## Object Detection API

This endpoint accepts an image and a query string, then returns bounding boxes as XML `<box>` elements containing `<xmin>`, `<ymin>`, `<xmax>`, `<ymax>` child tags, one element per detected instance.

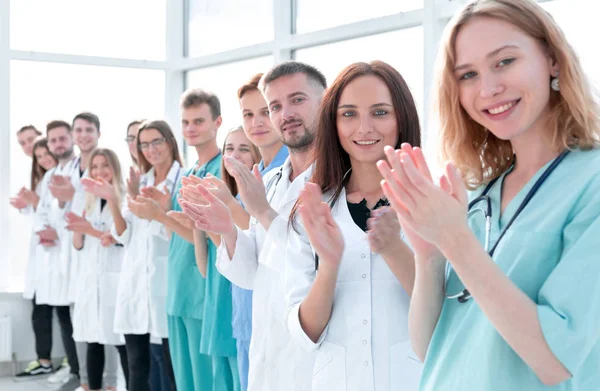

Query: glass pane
<box><xmin>295</xmin><ymin>0</ymin><xmax>423</xmax><ymax>33</ymax></box>
<box><xmin>7</xmin><ymin>61</ymin><xmax>165</xmax><ymax>292</ymax></box>
<box><xmin>541</xmin><ymin>0</ymin><xmax>600</xmax><ymax>88</ymax></box>
<box><xmin>295</xmin><ymin>28</ymin><xmax>424</xmax><ymax>122</ymax></box>
<box><xmin>187</xmin><ymin>0</ymin><xmax>274</xmax><ymax>57</ymax></box>
<box><xmin>185</xmin><ymin>56</ymin><xmax>274</xmax><ymax>164</ymax></box>
<box><xmin>10</xmin><ymin>0</ymin><xmax>166</xmax><ymax>60</ymax></box>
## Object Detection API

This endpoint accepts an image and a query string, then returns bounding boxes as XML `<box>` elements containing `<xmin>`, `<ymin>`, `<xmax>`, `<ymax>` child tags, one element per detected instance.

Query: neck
<box><xmin>259</xmin><ymin>141</ymin><xmax>284</xmax><ymax>168</ymax></box>
<box><xmin>510</xmin><ymin>126</ymin><xmax>559</xmax><ymax>179</ymax></box>
<box><xmin>288</xmin><ymin>147</ymin><xmax>313</xmax><ymax>182</ymax></box>
<box><xmin>59</xmin><ymin>152</ymin><xmax>75</xmax><ymax>168</ymax></box>
<box><xmin>80</xmin><ymin>150</ymin><xmax>93</xmax><ymax>171</ymax></box>
<box><xmin>194</xmin><ymin>141</ymin><xmax>220</xmax><ymax>167</ymax></box>
<box><xmin>347</xmin><ymin>160</ymin><xmax>384</xmax><ymax>196</ymax></box>
<box><xmin>154</xmin><ymin>159</ymin><xmax>173</xmax><ymax>183</ymax></box>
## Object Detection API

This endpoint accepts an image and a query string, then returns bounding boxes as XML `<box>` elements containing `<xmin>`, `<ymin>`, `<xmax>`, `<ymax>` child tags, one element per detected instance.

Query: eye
<box><xmin>292</xmin><ymin>97</ymin><xmax>305</xmax><ymax>104</ymax></box>
<box><xmin>497</xmin><ymin>57</ymin><xmax>516</xmax><ymax>67</ymax></box>
<box><xmin>243</xmin><ymin>113</ymin><xmax>252</xmax><ymax>118</ymax></box>
<box><xmin>374</xmin><ymin>109</ymin><xmax>388</xmax><ymax>116</ymax></box>
<box><xmin>459</xmin><ymin>71</ymin><xmax>477</xmax><ymax>81</ymax></box>
<box><xmin>240</xmin><ymin>148</ymin><xmax>251</xmax><ymax>153</ymax></box>
<box><xmin>342</xmin><ymin>111</ymin><xmax>356</xmax><ymax>117</ymax></box>
<box><xmin>270</xmin><ymin>104</ymin><xmax>281</xmax><ymax>112</ymax></box>
<box><xmin>262</xmin><ymin>110</ymin><xmax>270</xmax><ymax>116</ymax></box>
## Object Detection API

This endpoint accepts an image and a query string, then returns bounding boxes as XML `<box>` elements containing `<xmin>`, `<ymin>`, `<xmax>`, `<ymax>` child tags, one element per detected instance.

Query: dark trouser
<box><xmin>161</xmin><ymin>339</ymin><xmax>177</xmax><ymax>391</ymax></box>
<box><xmin>149</xmin><ymin>339</ymin><xmax>177</xmax><ymax>391</ymax></box>
<box><xmin>87</xmin><ymin>343</ymin><xmax>129</xmax><ymax>390</ymax></box>
<box><xmin>125</xmin><ymin>334</ymin><xmax>150</xmax><ymax>391</ymax></box>
<box><xmin>31</xmin><ymin>298</ymin><xmax>79</xmax><ymax>375</ymax></box>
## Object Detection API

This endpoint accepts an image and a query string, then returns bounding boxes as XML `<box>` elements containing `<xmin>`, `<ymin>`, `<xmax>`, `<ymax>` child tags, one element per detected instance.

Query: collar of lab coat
<box><xmin>141</xmin><ymin>160</ymin><xmax>182</xmax><ymax>190</ymax></box>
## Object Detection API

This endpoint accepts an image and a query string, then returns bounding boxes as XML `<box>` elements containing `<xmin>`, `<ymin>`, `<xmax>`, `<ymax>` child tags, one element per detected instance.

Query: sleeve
<box><xmin>147</xmin><ymin>219</ymin><xmax>169</xmax><ymax>241</ymax></box>
<box><xmin>536</xmin><ymin>176</ymin><xmax>600</xmax><ymax>375</ymax></box>
<box><xmin>284</xmin><ymin>220</ymin><xmax>329</xmax><ymax>352</ymax></box>
<box><xmin>33</xmin><ymin>171</ymin><xmax>53</xmax><ymax>232</ymax></box>
<box><xmin>216</xmin><ymin>225</ymin><xmax>259</xmax><ymax>290</ymax></box>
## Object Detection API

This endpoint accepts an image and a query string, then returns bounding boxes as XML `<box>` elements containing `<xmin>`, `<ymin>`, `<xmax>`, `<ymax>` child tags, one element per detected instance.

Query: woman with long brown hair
<box><xmin>377</xmin><ymin>0</ymin><xmax>600</xmax><ymax>389</ymax></box>
<box><xmin>284</xmin><ymin>61</ymin><xmax>422</xmax><ymax>391</ymax></box>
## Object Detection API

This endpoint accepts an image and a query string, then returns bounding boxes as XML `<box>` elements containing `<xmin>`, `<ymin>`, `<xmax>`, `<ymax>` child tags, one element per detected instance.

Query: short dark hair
<box><xmin>237</xmin><ymin>73</ymin><xmax>263</xmax><ymax>100</ymax></box>
<box><xmin>260</xmin><ymin>61</ymin><xmax>327</xmax><ymax>91</ymax></box>
<box><xmin>46</xmin><ymin>120</ymin><xmax>71</xmax><ymax>136</ymax></box>
<box><xmin>16</xmin><ymin>125</ymin><xmax>41</xmax><ymax>136</ymax></box>
<box><xmin>180</xmin><ymin>88</ymin><xmax>221</xmax><ymax>120</ymax></box>
<box><xmin>73</xmin><ymin>112</ymin><xmax>100</xmax><ymax>132</ymax></box>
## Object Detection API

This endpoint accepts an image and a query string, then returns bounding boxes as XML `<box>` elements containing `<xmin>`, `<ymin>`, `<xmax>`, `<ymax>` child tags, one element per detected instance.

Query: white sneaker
<box><xmin>74</xmin><ymin>387</ymin><xmax>86</xmax><ymax>391</ymax></box>
<box><xmin>48</xmin><ymin>363</ymin><xmax>71</xmax><ymax>384</ymax></box>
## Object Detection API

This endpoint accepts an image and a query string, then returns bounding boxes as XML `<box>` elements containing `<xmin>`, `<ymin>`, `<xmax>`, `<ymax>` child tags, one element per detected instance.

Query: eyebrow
<box><xmin>242</xmin><ymin>107</ymin><xmax>268</xmax><ymax>113</ymax></box>
<box><xmin>454</xmin><ymin>44</ymin><xmax>520</xmax><ymax>72</ymax></box>
<box><xmin>226</xmin><ymin>143</ymin><xmax>251</xmax><ymax>148</ymax></box>
<box><xmin>337</xmin><ymin>102</ymin><xmax>393</xmax><ymax>110</ymax></box>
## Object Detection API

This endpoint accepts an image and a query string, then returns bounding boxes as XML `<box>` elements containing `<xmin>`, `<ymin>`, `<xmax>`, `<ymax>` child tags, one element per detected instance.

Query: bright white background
<box><xmin>0</xmin><ymin>0</ymin><xmax>598</xmax><ymax>296</ymax></box>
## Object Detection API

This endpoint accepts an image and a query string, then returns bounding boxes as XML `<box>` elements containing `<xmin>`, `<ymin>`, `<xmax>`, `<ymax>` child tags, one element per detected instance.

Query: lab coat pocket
<box><xmin>312</xmin><ymin>341</ymin><xmax>346</xmax><ymax>391</ymax></box>
<box><xmin>390</xmin><ymin>340</ymin><xmax>422</xmax><ymax>391</ymax></box>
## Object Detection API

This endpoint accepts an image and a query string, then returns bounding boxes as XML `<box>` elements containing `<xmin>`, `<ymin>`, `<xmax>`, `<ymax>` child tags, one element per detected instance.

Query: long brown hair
<box><xmin>221</xmin><ymin>126</ymin><xmax>261</xmax><ymax>196</ymax></box>
<box><xmin>290</xmin><ymin>61</ymin><xmax>421</xmax><ymax>227</ymax></box>
<box><xmin>30</xmin><ymin>137</ymin><xmax>57</xmax><ymax>191</ymax></box>
<box><xmin>85</xmin><ymin>148</ymin><xmax>125</xmax><ymax>215</ymax></box>
<box><xmin>136</xmin><ymin>120</ymin><xmax>183</xmax><ymax>175</ymax></box>
<box><xmin>126</xmin><ymin>119</ymin><xmax>145</xmax><ymax>166</ymax></box>
<box><xmin>436</xmin><ymin>0</ymin><xmax>600</xmax><ymax>188</ymax></box>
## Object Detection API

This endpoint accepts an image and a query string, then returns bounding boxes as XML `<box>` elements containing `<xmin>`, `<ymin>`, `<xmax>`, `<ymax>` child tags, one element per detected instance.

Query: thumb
<box><xmin>196</xmin><ymin>184</ymin><xmax>218</xmax><ymax>203</ymax></box>
<box><xmin>445</xmin><ymin>162</ymin><xmax>467</xmax><ymax>206</ymax></box>
<box><xmin>252</xmin><ymin>165</ymin><xmax>262</xmax><ymax>181</ymax></box>
<box><xmin>163</xmin><ymin>185</ymin><xmax>171</xmax><ymax>198</ymax></box>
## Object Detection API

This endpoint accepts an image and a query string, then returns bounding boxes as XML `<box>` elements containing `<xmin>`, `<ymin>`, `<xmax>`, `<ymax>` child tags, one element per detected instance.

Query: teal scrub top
<box><xmin>166</xmin><ymin>154</ymin><xmax>222</xmax><ymax>320</ymax></box>
<box><xmin>420</xmin><ymin>148</ymin><xmax>600</xmax><ymax>391</ymax></box>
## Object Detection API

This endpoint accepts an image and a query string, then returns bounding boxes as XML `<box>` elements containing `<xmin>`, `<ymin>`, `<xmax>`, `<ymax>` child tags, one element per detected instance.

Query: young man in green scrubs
<box><xmin>130</xmin><ymin>88</ymin><xmax>237</xmax><ymax>390</ymax></box>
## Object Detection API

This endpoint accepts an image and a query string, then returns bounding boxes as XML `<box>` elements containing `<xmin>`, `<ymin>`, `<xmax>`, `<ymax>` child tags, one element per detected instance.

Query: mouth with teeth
<box><xmin>484</xmin><ymin>99</ymin><xmax>520</xmax><ymax>117</ymax></box>
<box><xmin>354</xmin><ymin>140</ymin><xmax>380</xmax><ymax>146</ymax></box>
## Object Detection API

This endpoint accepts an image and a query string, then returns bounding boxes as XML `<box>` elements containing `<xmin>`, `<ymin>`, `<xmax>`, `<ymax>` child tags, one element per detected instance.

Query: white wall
<box><xmin>0</xmin><ymin>293</ymin><xmax>64</xmax><ymax>376</ymax></box>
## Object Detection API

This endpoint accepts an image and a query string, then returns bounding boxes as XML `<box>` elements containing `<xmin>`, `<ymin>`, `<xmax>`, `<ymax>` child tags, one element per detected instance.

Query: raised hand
<box><xmin>298</xmin><ymin>182</ymin><xmax>344</xmax><ymax>271</ymax></box>
<box><xmin>179</xmin><ymin>185</ymin><xmax>235</xmax><ymax>235</ymax></box>
<box><xmin>223</xmin><ymin>156</ymin><xmax>270</xmax><ymax>219</ymax></box>
<box><xmin>166</xmin><ymin>210</ymin><xmax>196</xmax><ymax>230</ymax></box>
<box><xmin>82</xmin><ymin>177</ymin><xmax>117</xmax><ymax>201</ymax></box>
<box><xmin>65</xmin><ymin>211</ymin><xmax>94</xmax><ymax>235</ymax></box>
<box><xmin>127</xmin><ymin>166</ymin><xmax>141</xmax><ymax>198</ymax></box>
<box><xmin>20</xmin><ymin>188</ymin><xmax>40</xmax><ymax>207</ymax></box>
<box><xmin>377</xmin><ymin>143</ymin><xmax>468</xmax><ymax>251</ymax></box>
<box><xmin>127</xmin><ymin>195</ymin><xmax>163</xmax><ymax>221</ymax></box>
<box><xmin>9</xmin><ymin>194</ymin><xmax>28</xmax><ymax>210</ymax></box>
<box><xmin>140</xmin><ymin>186</ymin><xmax>171</xmax><ymax>212</ymax></box>
<box><xmin>366</xmin><ymin>206</ymin><xmax>401</xmax><ymax>256</ymax></box>
<box><xmin>49</xmin><ymin>175</ymin><xmax>75</xmax><ymax>202</ymax></box>
<box><xmin>198</xmin><ymin>173</ymin><xmax>236</xmax><ymax>205</ymax></box>
<box><xmin>100</xmin><ymin>231</ymin><xmax>117</xmax><ymax>247</ymax></box>
<box><xmin>36</xmin><ymin>225</ymin><xmax>59</xmax><ymax>243</ymax></box>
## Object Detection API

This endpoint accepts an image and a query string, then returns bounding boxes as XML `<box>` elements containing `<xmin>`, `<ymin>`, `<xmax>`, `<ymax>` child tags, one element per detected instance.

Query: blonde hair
<box><xmin>435</xmin><ymin>0</ymin><xmax>600</xmax><ymax>188</ymax></box>
<box><xmin>85</xmin><ymin>148</ymin><xmax>125</xmax><ymax>215</ymax></box>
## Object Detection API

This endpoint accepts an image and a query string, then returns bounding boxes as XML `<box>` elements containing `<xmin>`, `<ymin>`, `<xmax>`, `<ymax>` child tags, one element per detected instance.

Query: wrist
<box><xmin>316</xmin><ymin>261</ymin><xmax>340</xmax><ymax>280</ymax></box>
<box><xmin>437</xmin><ymin>222</ymin><xmax>475</xmax><ymax>262</ymax></box>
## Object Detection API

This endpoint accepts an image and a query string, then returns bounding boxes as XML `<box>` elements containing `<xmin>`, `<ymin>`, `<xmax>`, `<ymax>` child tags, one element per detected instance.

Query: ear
<box><xmin>215</xmin><ymin>115</ymin><xmax>223</xmax><ymax>130</ymax></box>
<box><xmin>548</xmin><ymin>49</ymin><xmax>560</xmax><ymax>77</ymax></box>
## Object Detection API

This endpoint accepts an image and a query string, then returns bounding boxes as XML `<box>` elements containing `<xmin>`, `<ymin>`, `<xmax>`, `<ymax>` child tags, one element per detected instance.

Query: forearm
<box><xmin>298</xmin><ymin>264</ymin><xmax>338</xmax><ymax>343</ymax></box>
<box><xmin>441</xmin><ymin>228</ymin><xmax>570</xmax><ymax>384</ymax></box>
<box><xmin>380</xmin><ymin>238</ymin><xmax>416</xmax><ymax>295</ymax></box>
<box><xmin>256</xmin><ymin>207</ymin><xmax>279</xmax><ymax>232</ymax></box>
<box><xmin>227</xmin><ymin>200</ymin><xmax>251</xmax><ymax>230</ymax></box>
<box><xmin>73</xmin><ymin>232</ymin><xmax>84</xmax><ymax>250</ymax></box>
<box><xmin>193</xmin><ymin>229</ymin><xmax>208</xmax><ymax>277</ymax></box>
<box><xmin>156</xmin><ymin>212</ymin><xmax>193</xmax><ymax>243</ymax></box>
<box><xmin>222</xmin><ymin>225</ymin><xmax>239</xmax><ymax>259</ymax></box>
<box><xmin>108</xmin><ymin>199</ymin><xmax>127</xmax><ymax>236</ymax></box>
<box><xmin>207</xmin><ymin>232</ymin><xmax>221</xmax><ymax>247</ymax></box>
<box><xmin>409</xmin><ymin>256</ymin><xmax>445</xmax><ymax>361</ymax></box>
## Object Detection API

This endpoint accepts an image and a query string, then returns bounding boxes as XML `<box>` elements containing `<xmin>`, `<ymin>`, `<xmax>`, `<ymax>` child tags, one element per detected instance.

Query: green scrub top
<box><xmin>420</xmin><ymin>148</ymin><xmax>600</xmax><ymax>391</ymax></box>
<box><xmin>166</xmin><ymin>154</ymin><xmax>222</xmax><ymax>320</ymax></box>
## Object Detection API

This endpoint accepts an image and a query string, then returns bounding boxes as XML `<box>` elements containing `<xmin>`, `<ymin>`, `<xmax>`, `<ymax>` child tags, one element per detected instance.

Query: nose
<box><xmin>281</xmin><ymin>104</ymin><xmax>295</xmax><ymax>121</ymax></box>
<box><xmin>358</xmin><ymin>114</ymin><xmax>374</xmax><ymax>135</ymax></box>
<box><xmin>252</xmin><ymin>114</ymin><xmax>263</xmax><ymax>128</ymax></box>
<box><xmin>479</xmin><ymin>72</ymin><xmax>505</xmax><ymax>99</ymax></box>
<box><xmin>232</xmin><ymin>150</ymin><xmax>242</xmax><ymax>161</ymax></box>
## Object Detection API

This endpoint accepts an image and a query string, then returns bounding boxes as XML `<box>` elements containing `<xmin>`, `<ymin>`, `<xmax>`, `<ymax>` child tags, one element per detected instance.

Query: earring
<box><xmin>551</xmin><ymin>72</ymin><xmax>560</xmax><ymax>92</ymax></box>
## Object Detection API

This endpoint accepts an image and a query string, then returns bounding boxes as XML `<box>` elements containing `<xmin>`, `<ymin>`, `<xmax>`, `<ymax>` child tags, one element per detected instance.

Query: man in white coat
<box><xmin>181</xmin><ymin>61</ymin><xmax>326</xmax><ymax>391</ymax></box>
<box><xmin>32</xmin><ymin>120</ymin><xmax>80</xmax><ymax>388</ymax></box>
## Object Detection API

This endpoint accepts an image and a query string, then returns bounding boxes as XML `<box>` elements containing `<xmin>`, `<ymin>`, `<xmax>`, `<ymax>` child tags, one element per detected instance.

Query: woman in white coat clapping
<box><xmin>66</xmin><ymin>148</ymin><xmax>129</xmax><ymax>391</ymax></box>
<box><xmin>110</xmin><ymin>120</ymin><xmax>182</xmax><ymax>391</ymax></box>
<box><xmin>285</xmin><ymin>61</ymin><xmax>423</xmax><ymax>391</ymax></box>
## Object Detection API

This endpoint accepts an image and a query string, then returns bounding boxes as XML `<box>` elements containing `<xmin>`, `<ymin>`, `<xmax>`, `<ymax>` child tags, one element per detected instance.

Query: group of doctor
<box><xmin>10</xmin><ymin>0</ymin><xmax>600</xmax><ymax>390</ymax></box>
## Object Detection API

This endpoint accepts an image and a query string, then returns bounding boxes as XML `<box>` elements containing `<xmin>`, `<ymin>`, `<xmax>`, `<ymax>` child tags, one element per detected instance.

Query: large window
<box><xmin>295</xmin><ymin>27</ymin><xmax>424</xmax><ymax>121</ymax></box>
<box><xmin>187</xmin><ymin>0</ymin><xmax>274</xmax><ymax>57</ymax></box>
<box><xmin>7</xmin><ymin>61</ymin><xmax>165</xmax><ymax>292</ymax></box>
<box><xmin>295</xmin><ymin>0</ymin><xmax>423</xmax><ymax>33</ymax></box>
<box><xmin>10</xmin><ymin>0</ymin><xmax>166</xmax><ymax>60</ymax></box>
<box><xmin>185</xmin><ymin>56</ymin><xmax>274</xmax><ymax>163</ymax></box>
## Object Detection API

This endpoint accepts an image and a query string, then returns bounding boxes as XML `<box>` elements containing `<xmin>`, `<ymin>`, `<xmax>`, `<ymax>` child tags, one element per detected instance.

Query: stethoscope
<box><xmin>445</xmin><ymin>150</ymin><xmax>570</xmax><ymax>303</ymax></box>
<box><xmin>140</xmin><ymin>162</ymin><xmax>182</xmax><ymax>196</ymax></box>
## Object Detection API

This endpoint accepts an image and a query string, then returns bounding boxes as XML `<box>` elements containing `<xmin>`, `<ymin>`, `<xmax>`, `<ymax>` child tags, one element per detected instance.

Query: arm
<box><xmin>73</xmin><ymin>232</ymin><xmax>84</xmax><ymax>251</ymax></box>
<box><xmin>216</xmin><ymin>225</ymin><xmax>259</xmax><ymax>290</ymax></box>
<box><xmin>380</xmin><ymin>239</ymin><xmax>416</xmax><ymax>295</ymax></box>
<box><xmin>227</xmin><ymin>198</ymin><xmax>251</xmax><ymax>230</ymax></box>
<box><xmin>108</xmin><ymin>199</ymin><xmax>127</xmax><ymax>236</ymax></box>
<box><xmin>193</xmin><ymin>229</ymin><xmax>208</xmax><ymax>277</ymax></box>
<box><xmin>155</xmin><ymin>211</ymin><xmax>193</xmax><ymax>243</ymax></box>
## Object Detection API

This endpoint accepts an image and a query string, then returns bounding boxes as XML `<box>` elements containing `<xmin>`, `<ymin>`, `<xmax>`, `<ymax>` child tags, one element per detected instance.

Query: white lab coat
<box><xmin>284</xmin><ymin>187</ymin><xmax>422</xmax><ymax>391</ymax></box>
<box><xmin>112</xmin><ymin>161</ymin><xmax>182</xmax><ymax>339</ymax></box>
<box><xmin>23</xmin><ymin>181</ymin><xmax>43</xmax><ymax>300</ymax></box>
<box><xmin>216</xmin><ymin>158</ymin><xmax>315</xmax><ymax>391</ymax></box>
<box><xmin>68</xmin><ymin>164</ymin><xmax>89</xmax><ymax>303</ymax></box>
<box><xmin>32</xmin><ymin>157</ymin><xmax>80</xmax><ymax>306</ymax></box>
<box><xmin>72</xmin><ymin>197</ymin><xmax>125</xmax><ymax>345</ymax></box>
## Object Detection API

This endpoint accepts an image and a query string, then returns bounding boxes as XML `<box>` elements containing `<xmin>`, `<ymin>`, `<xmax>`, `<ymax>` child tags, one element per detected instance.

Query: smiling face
<box><xmin>90</xmin><ymin>154</ymin><xmax>113</xmax><ymax>184</ymax></box>
<box><xmin>47</xmin><ymin>126</ymin><xmax>74</xmax><ymax>160</ymax></box>
<box><xmin>454</xmin><ymin>16</ymin><xmax>558</xmax><ymax>143</ymax></box>
<box><xmin>223</xmin><ymin>130</ymin><xmax>257</xmax><ymax>170</ymax></box>
<box><xmin>127</xmin><ymin>123</ymin><xmax>142</xmax><ymax>161</ymax></box>
<box><xmin>18</xmin><ymin>129</ymin><xmax>39</xmax><ymax>157</ymax></box>
<box><xmin>264</xmin><ymin>72</ymin><xmax>322</xmax><ymax>152</ymax></box>
<box><xmin>72</xmin><ymin>119</ymin><xmax>100</xmax><ymax>154</ymax></box>
<box><xmin>336</xmin><ymin>75</ymin><xmax>398</xmax><ymax>165</ymax></box>
<box><xmin>34</xmin><ymin>146</ymin><xmax>56</xmax><ymax>171</ymax></box>
<box><xmin>181</xmin><ymin>103</ymin><xmax>221</xmax><ymax>148</ymax></box>
<box><xmin>239</xmin><ymin>89</ymin><xmax>280</xmax><ymax>149</ymax></box>
<box><xmin>138</xmin><ymin>128</ymin><xmax>173</xmax><ymax>169</ymax></box>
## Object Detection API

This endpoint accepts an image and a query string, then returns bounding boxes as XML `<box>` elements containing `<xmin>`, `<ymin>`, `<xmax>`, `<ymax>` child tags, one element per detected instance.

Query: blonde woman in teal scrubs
<box><xmin>377</xmin><ymin>0</ymin><xmax>600</xmax><ymax>390</ymax></box>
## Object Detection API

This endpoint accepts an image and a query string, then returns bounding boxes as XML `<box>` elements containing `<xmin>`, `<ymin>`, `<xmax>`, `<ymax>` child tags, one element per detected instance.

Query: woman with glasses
<box><xmin>98</xmin><ymin>120</ymin><xmax>182</xmax><ymax>391</ymax></box>
<box><xmin>377</xmin><ymin>0</ymin><xmax>600</xmax><ymax>389</ymax></box>
<box><xmin>125</xmin><ymin>120</ymin><xmax>145</xmax><ymax>198</ymax></box>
